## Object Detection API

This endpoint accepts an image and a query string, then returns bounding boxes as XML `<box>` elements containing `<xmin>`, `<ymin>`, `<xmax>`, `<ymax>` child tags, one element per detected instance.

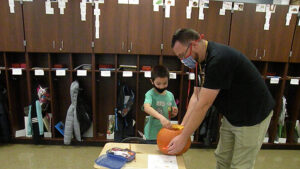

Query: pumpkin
<box><xmin>157</xmin><ymin>124</ymin><xmax>191</xmax><ymax>155</ymax></box>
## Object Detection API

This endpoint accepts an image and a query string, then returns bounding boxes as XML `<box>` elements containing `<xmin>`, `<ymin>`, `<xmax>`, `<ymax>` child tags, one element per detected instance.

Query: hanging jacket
<box><xmin>64</xmin><ymin>81</ymin><xmax>81</xmax><ymax>145</ymax></box>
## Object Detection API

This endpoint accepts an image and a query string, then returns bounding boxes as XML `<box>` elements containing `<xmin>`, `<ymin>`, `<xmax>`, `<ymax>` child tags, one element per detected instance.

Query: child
<box><xmin>143</xmin><ymin>65</ymin><xmax>178</xmax><ymax>142</ymax></box>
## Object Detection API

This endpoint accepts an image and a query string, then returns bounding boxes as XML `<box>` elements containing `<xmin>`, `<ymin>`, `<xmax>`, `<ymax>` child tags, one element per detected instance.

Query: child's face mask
<box><xmin>152</xmin><ymin>77</ymin><xmax>168</xmax><ymax>93</ymax></box>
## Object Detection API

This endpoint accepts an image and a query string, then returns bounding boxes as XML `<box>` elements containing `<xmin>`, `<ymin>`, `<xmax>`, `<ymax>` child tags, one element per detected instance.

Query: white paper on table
<box><xmin>169</xmin><ymin>72</ymin><xmax>176</xmax><ymax>79</ymax></box>
<box><xmin>12</xmin><ymin>68</ymin><xmax>22</xmax><ymax>75</ymax></box>
<box><xmin>34</xmin><ymin>69</ymin><xmax>45</xmax><ymax>76</ymax></box>
<box><xmin>199</xmin><ymin>6</ymin><xmax>204</xmax><ymax>20</ymax></box>
<box><xmin>189</xmin><ymin>72</ymin><xmax>195</xmax><ymax>80</ymax></box>
<box><xmin>118</xmin><ymin>0</ymin><xmax>128</xmax><ymax>4</ymax></box>
<box><xmin>101</xmin><ymin>70</ymin><xmax>111</xmax><ymax>77</ymax></box>
<box><xmin>290</xmin><ymin>79</ymin><xmax>299</xmax><ymax>85</ymax></box>
<box><xmin>289</xmin><ymin>5</ymin><xmax>299</xmax><ymax>14</ymax></box>
<box><xmin>148</xmin><ymin>155</ymin><xmax>178</xmax><ymax>169</ymax></box>
<box><xmin>165</xmin><ymin>4</ymin><xmax>170</xmax><ymax>18</ymax></box>
<box><xmin>219</xmin><ymin>8</ymin><xmax>225</xmax><ymax>15</ymax></box>
<box><xmin>123</xmin><ymin>71</ymin><xmax>133</xmax><ymax>77</ymax></box>
<box><xmin>270</xmin><ymin>77</ymin><xmax>279</xmax><ymax>84</ymax></box>
<box><xmin>233</xmin><ymin>3</ymin><xmax>244</xmax><ymax>11</ymax></box>
<box><xmin>56</xmin><ymin>70</ymin><xmax>66</xmax><ymax>76</ymax></box>
<box><xmin>186</xmin><ymin>6</ymin><xmax>192</xmax><ymax>19</ymax></box>
<box><xmin>256</xmin><ymin>4</ymin><xmax>266</xmax><ymax>12</ymax></box>
<box><xmin>77</xmin><ymin>70</ymin><xmax>87</xmax><ymax>76</ymax></box>
<box><xmin>144</xmin><ymin>71</ymin><xmax>151</xmax><ymax>78</ymax></box>
<box><xmin>129</xmin><ymin>0</ymin><xmax>139</xmax><ymax>5</ymax></box>
<box><xmin>286</xmin><ymin>13</ymin><xmax>292</xmax><ymax>26</ymax></box>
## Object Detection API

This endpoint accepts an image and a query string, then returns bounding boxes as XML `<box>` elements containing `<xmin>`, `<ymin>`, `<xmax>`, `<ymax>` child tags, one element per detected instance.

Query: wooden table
<box><xmin>94</xmin><ymin>142</ymin><xmax>186</xmax><ymax>169</ymax></box>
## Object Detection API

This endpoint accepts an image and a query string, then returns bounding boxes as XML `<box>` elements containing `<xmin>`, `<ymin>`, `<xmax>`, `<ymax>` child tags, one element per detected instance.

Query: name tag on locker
<box><xmin>12</xmin><ymin>68</ymin><xmax>22</xmax><ymax>75</ymax></box>
<box><xmin>56</xmin><ymin>70</ymin><xmax>66</xmax><ymax>76</ymax></box>
<box><xmin>35</xmin><ymin>69</ymin><xmax>45</xmax><ymax>76</ymax></box>
<box><xmin>290</xmin><ymin>79</ymin><xmax>299</xmax><ymax>85</ymax></box>
<box><xmin>77</xmin><ymin>70</ymin><xmax>87</xmax><ymax>76</ymax></box>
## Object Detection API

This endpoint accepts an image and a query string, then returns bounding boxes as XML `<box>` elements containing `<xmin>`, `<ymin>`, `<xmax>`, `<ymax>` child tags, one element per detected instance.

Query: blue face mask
<box><xmin>181</xmin><ymin>55</ymin><xmax>197</xmax><ymax>69</ymax></box>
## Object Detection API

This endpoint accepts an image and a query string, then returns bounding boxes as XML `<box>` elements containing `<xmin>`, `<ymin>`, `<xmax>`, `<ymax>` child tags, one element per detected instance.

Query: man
<box><xmin>168</xmin><ymin>28</ymin><xmax>275</xmax><ymax>169</ymax></box>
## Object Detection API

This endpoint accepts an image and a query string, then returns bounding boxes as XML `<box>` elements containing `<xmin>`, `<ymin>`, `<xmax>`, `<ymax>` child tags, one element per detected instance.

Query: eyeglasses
<box><xmin>178</xmin><ymin>44</ymin><xmax>192</xmax><ymax>60</ymax></box>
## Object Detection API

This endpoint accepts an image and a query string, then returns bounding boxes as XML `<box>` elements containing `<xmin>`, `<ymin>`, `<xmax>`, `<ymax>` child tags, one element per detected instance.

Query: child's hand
<box><xmin>171</xmin><ymin>107</ymin><xmax>178</xmax><ymax>117</ymax></box>
<box><xmin>160</xmin><ymin>117</ymin><xmax>172</xmax><ymax>129</ymax></box>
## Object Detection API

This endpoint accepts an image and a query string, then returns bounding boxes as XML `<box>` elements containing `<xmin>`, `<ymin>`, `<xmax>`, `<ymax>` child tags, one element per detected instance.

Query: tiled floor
<box><xmin>0</xmin><ymin>144</ymin><xmax>299</xmax><ymax>169</ymax></box>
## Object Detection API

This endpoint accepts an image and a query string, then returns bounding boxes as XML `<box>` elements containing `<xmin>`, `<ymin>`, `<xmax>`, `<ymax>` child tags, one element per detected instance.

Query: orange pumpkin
<box><xmin>157</xmin><ymin>124</ymin><xmax>191</xmax><ymax>155</ymax></box>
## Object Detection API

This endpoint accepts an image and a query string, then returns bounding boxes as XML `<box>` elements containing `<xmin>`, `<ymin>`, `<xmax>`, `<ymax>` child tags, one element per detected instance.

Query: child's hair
<box><xmin>151</xmin><ymin>65</ymin><xmax>169</xmax><ymax>80</ymax></box>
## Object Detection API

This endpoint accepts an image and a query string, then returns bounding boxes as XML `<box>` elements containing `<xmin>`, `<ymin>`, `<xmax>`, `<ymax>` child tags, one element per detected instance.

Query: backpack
<box><xmin>114</xmin><ymin>82</ymin><xmax>135</xmax><ymax>142</ymax></box>
<box><xmin>0</xmin><ymin>85</ymin><xmax>10</xmax><ymax>143</ymax></box>
<box><xmin>198</xmin><ymin>105</ymin><xmax>219</xmax><ymax>146</ymax></box>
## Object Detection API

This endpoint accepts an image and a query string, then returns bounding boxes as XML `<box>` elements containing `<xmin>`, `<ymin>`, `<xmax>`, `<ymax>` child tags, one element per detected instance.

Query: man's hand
<box><xmin>160</xmin><ymin>117</ymin><xmax>172</xmax><ymax>129</ymax></box>
<box><xmin>167</xmin><ymin>134</ymin><xmax>188</xmax><ymax>154</ymax></box>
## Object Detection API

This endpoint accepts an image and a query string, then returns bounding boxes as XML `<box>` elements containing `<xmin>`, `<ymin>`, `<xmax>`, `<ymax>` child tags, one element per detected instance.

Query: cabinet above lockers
<box><xmin>290</xmin><ymin>22</ymin><xmax>300</xmax><ymax>63</ymax></box>
<box><xmin>230</xmin><ymin>3</ymin><xmax>297</xmax><ymax>62</ymax></box>
<box><xmin>23</xmin><ymin>0</ymin><xmax>93</xmax><ymax>53</ymax></box>
<box><xmin>162</xmin><ymin>0</ymin><xmax>231</xmax><ymax>55</ymax></box>
<box><xmin>0</xmin><ymin>1</ymin><xmax>25</xmax><ymax>52</ymax></box>
<box><xmin>94</xmin><ymin>0</ymin><xmax>163</xmax><ymax>55</ymax></box>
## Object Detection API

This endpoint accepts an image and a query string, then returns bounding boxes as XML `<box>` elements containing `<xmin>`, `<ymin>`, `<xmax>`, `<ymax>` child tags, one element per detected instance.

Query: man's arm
<box><xmin>181</xmin><ymin>87</ymin><xmax>219</xmax><ymax>137</ymax></box>
<box><xmin>168</xmin><ymin>87</ymin><xmax>219</xmax><ymax>154</ymax></box>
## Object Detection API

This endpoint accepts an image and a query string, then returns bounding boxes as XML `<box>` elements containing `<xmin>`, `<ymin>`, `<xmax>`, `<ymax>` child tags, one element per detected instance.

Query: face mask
<box><xmin>154</xmin><ymin>85</ymin><xmax>167</xmax><ymax>93</ymax></box>
<box><xmin>181</xmin><ymin>55</ymin><xmax>197</xmax><ymax>69</ymax></box>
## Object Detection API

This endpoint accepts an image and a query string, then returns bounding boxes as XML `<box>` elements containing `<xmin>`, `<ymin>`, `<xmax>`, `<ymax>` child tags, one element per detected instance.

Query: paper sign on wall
<box><xmin>256</xmin><ymin>4</ymin><xmax>266</xmax><ymax>12</ymax></box>
<box><xmin>8</xmin><ymin>0</ymin><xmax>15</xmax><ymax>13</ymax></box>
<box><xmin>101</xmin><ymin>70</ymin><xmax>111</xmax><ymax>77</ymax></box>
<box><xmin>94</xmin><ymin>2</ymin><xmax>101</xmax><ymax>39</ymax></box>
<box><xmin>233</xmin><ymin>3</ymin><xmax>244</xmax><ymax>11</ymax></box>
<box><xmin>189</xmin><ymin>0</ymin><xmax>199</xmax><ymax>8</ymax></box>
<box><xmin>80</xmin><ymin>0</ymin><xmax>87</xmax><ymax>21</ymax></box>
<box><xmin>118</xmin><ymin>0</ymin><xmax>128</xmax><ymax>4</ymax></box>
<box><xmin>35</xmin><ymin>69</ymin><xmax>45</xmax><ymax>76</ymax></box>
<box><xmin>45</xmin><ymin>0</ymin><xmax>54</xmax><ymax>14</ymax></box>
<box><xmin>186</xmin><ymin>6</ymin><xmax>192</xmax><ymax>19</ymax></box>
<box><xmin>219</xmin><ymin>2</ymin><xmax>231</xmax><ymax>16</ymax></box>
<box><xmin>165</xmin><ymin>0</ymin><xmax>175</xmax><ymax>18</ymax></box>
<box><xmin>58</xmin><ymin>0</ymin><xmax>67</xmax><ymax>14</ymax></box>
<box><xmin>289</xmin><ymin>5</ymin><xmax>299</xmax><ymax>14</ymax></box>
<box><xmin>129</xmin><ymin>0</ymin><xmax>139</xmax><ymax>5</ymax></box>
<box><xmin>153</xmin><ymin>0</ymin><xmax>163</xmax><ymax>12</ymax></box>
<box><xmin>200</xmin><ymin>0</ymin><xmax>209</xmax><ymax>9</ymax></box>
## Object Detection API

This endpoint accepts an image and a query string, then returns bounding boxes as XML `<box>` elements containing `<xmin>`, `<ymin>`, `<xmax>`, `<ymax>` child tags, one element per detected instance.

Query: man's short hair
<box><xmin>171</xmin><ymin>28</ymin><xmax>200</xmax><ymax>48</ymax></box>
<box><xmin>151</xmin><ymin>65</ymin><xmax>169</xmax><ymax>80</ymax></box>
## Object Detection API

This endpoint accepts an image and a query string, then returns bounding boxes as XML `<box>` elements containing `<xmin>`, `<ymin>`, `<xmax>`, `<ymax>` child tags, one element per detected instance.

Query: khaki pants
<box><xmin>215</xmin><ymin>111</ymin><xmax>273</xmax><ymax>169</ymax></box>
